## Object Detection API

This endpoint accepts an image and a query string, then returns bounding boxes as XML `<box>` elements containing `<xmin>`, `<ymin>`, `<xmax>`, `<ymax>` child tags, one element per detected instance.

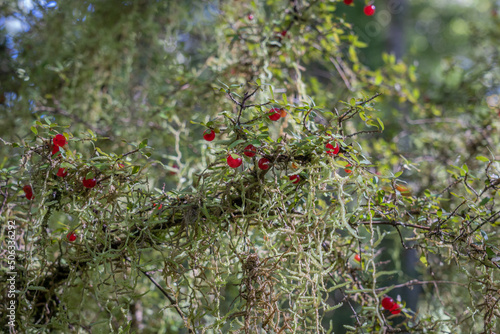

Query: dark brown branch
<box><xmin>227</xmin><ymin>91</ymin><xmax>242</xmax><ymax>107</ymax></box>
<box><xmin>126</xmin><ymin>258</ymin><xmax>194</xmax><ymax>334</ymax></box>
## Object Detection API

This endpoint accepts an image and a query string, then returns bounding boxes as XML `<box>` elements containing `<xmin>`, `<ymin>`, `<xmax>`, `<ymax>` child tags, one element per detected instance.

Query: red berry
<box><xmin>82</xmin><ymin>178</ymin><xmax>97</xmax><ymax>189</ymax></box>
<box><xmin>258</xmin><ymin>157</ymin><xmax>270</xmax><ymax>170</ymax></box>
<box><xmin>53</xmin><ymin>134</ymin><xmax>67</xmax><ymax>147</ymax></box>
<box><xmin>57</xmin><ymin>168</ymin><xmax>68</xmax><ymax>177</ymax></box>
<box><xmin>244</xmin><ymin>144</ymin><xmax>257</xmax><ymax>157</ymax></box>
<box><xmin>248</xmin><ymin>14</ymin><xmax>254</xmax><ymax>20</ymax></box>
<box><xmin>344</xmin><ymin>0</ymin><xmax>353</xmax><ymax>5</ymax></box>
<box><xmin>51</xmin><ymin>145</ymin><xmax>60</xmax><ymax>156</ymax></box>
<box><xmin>280</xmin><ymin>30</ymin><xmax>287</xmax><ymax>37</ymax></box>
<box><xmin>268</xmin><ymin>108</ymin><xmax>281</xmax><ymax>121</ymax></box>
<box><xmin>279</xmin><ymin>108</ymin><xmax>287</xmax><ymax>118</ymax></box>
<box><xmin>289</xmin><ymin>175</ymin><xmax>300</xmax><ymax>184</ymax></box>
<box><xmin>118</xmin><ymin>163</ymin><xmax>125</xmax><ymax>169</ymax></box>
<box><xmin>203</xmin><ymin>129</ymin><xmax>216</xmax><ymax>141</ymax></box>
<box><xmin>381</xmin><ymin>297</ymin><xmax>395</xmax><ymax>310</ymax></box>
<box><xmin>345</xmin><ymin>164</ymin><xmax>352</xmax><ymax>173</ymax></box>
<box><xmin>364</xmin><ymin>4</ymin><xmax>376</xmax><ymax>16</ymax></box>
<box><xmin>67</xmin><ymin>232</ymin><xmax>77</xmax><ymax>242</ymax></box>
<box><xmin>326</xmin><ymin>142</ymin><xmax>340</xmax><ymax>156</ymax></box>
<box><xmin>26</xmin><ymin>192</ymin><xmax>34</xmax><ymax>200</ymax></box>
<box><xmin>23</xmin><ymin>185</ymin><xmax>33</xmax><ymax>194</ymax></box>
<box><xmin>390</xmin><ymin>303</ymin><xmax>401</xmax><ymax>315</ymax></box>
<box><xmin>227</xmin><ymin>154</ymin><xmax>243</xmax><ymax>168</ymax></box>
<box><xmin>354</xmin><ymin>254</ymin><xmax>361</xmax><ymax>262</ymax></box>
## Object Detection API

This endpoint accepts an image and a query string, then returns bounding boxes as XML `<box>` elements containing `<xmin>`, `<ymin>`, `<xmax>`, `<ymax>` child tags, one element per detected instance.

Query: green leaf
<box><xmin>394</xmin><ymin>171</ymin><xmax>403</xmax><ymax>178</ymax></box>
<box><xmin>30</xmin><ymin>126</ymin><xmax>37</xmax><ymax>135</ymax></box>
<box><xmin>377</xmin><ymin>117</ymin><xmax>384</xmax><ymax>131</ymax></box>
<box><xmin>95</xmin><ymin>147</ymin><xmax>109</xmax><ymax>157</ymax></box>
<box><xmin>486</xmin><ymin>247</ymin><xmax>495</xmax><ymax>259</ymax></box>
<box><xmin>437</xmin><ymin>209</ymin><xmax>442</xmax><ymax>218</ymax></box>
<box><xmin>450</xmin><ymin>192</ymin><xmax>464</xmax><ymax>199</ymax></box>
<box><xmin>217</xmin><ymin>79</ymin><xmax>229</xmax><ymax>89</ymax></box>
<box><xmin>132</xmin><ymin>166</ymin><xmax>140</xmax><ymax>174</ymax></box>
<box><xmin>419</xmin><ymin>254</ymin><xmax>428</xmax><ymax>267</ymax></box>
<box><xmin>229</xmin><ymin>139</ymin><xmax>246</xmax><ymax>149</ymax></box>
<box><xmin>479</xmin><ymin>197</ymin><xmax>490</xmax><ymax>206</ymax></box>
<box><xmin>139</xmin><ymin>139</ymin><xmax>148</xmax><ymax>149</ymax></box>
<box><xmin>250</xmin><ymin>139</ymin><xmax>261</xmax><ymax>147</ymax></box>
<box><xmin>476</xmin><ymin>156</ymin><xmax>489</xmax><ymax>162</ymax></box>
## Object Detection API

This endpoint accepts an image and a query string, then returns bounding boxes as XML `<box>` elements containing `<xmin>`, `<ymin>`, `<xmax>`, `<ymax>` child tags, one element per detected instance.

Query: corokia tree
<box><xmin>0</xmin><ymin>0</ymin><xmax>499</xmax><ymax>333</ymax></box>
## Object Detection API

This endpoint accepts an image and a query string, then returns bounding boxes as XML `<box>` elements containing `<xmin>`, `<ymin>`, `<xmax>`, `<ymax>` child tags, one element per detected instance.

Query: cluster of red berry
<box><xmin>51</xmin><ymin>133</ymin><xmax>67</xmax><ymax>156</ymax></box>
<box><xmin>50</xmin><ymin>134</ymin><xmax>98</xmax><ymax>189</ymax></box>
<box><xmin>23</xmin><ymin>133</ymin><xmax>103</xmax><ymax>242</ymax></box>
<box><xmin>204</xmin><ymin>108</ymin><xmax>301</xmax><ymax>184</ymax></box>
<box><xmin>23</xmin><ymin>185</ymin><xmax>34</xmax><ymax>200</ymax></box>
<box><xmin>326</xmin><ymin>141</ymin><xmax>352</xmax><ymax>173</ymax></box>
<box><xmin>343</xmin><ymin>0</ymin><xmax>376</xmax><ymax>16</ymax></box>
<box><xmin>381</xmin><ymin>296</ymin><xmax>402</xmax><ymax>315</ymax></box>
<box><xmin>267</xmin><ymin>107</ymin><xmax>287</xmax><ymax>121</ymax></box>
<box><xmin>54</xmin><ymin>135</ymin><xmax>69</xmax><ymax>178</ymax></box>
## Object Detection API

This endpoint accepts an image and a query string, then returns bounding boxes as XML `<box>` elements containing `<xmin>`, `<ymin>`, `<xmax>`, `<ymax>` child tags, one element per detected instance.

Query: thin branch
<box><xmin>375</xmin><ymin>279</ymin><xmax>467</xmax><ymax>292</ymax></box>
<box><xmin>439</xmin><ymin>178</ymin><xmax>462</xmax><ymax>195</ymax></box>
<box><xmin>435</xmin><ymin>199</ymin><xmax>467</xmax><ymax>231</ymax></box>
<box><xmin>330</xmin><ymin>56</ymin><xmax>352</xmax><ymax>91</ymax></box>
<box><xmin>464</xmin><ymin>174</ymin><xmax>479</xmax><ymax>200</ymax></box>
<box><xmin>0</xmin><ymin>187</ymin><xmax>8</xmax><ymax>216</ymax></box>
<box><xmin>394</xmin><ymin>225</ymin><xmax>410</xmax><ymax>249</ymax></box>
<box><xmin>359</xmin><ymin>220</ymin><xmax>430</xmax><ymax>231</ymax></box>
<box><xmin>125</xmin><ymin>258</ymin><xmax>193</xmax><ymax>334</ymax></box>
<box><xmin>345</xmin><ymin>130</ymin><xmax>380</xmax><ymax>138</ymax></box>
<box><xmin>120</xmin><ymin>148</ymin><xmax>140</xmax><ymax>159</ymax></box>
<box><xmin>358</xmin><ymin>93</ymin><xmax>381</xmax><ymax>106</ymax></box>
<box><xmin>338</xmin><ymin>93</ymin><xmax>381</xmax><ymax>124</ymax></box>
<box><xmin>227</xmin><ymin>92</ymin><xmax>242</xmax><ymax>106</ymax></box>
<box><xmin>245</xmin><ymin>101</ymin><xmax>271</xmax><ymax>108</ymax></box>
<box><xmin>302</xmin><ymin>108</ymin><xmax>313</xmax><ymax>133</ymax></box>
